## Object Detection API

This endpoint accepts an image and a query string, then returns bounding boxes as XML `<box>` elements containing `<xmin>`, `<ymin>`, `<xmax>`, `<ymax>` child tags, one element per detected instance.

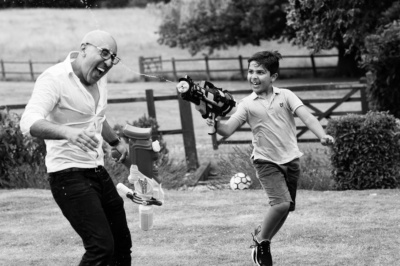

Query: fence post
<box><xmin>171</xmin><ymin>57</ymin><xmax>178</xmax><ymax>81</ymax></box>
<box><xmin>310</xmin><ymin>54</ymin><xmax>317</xmax><ymax>77</ymax></box>
<box><xmin>359</xmin><ymin>85</ymin><xmax>369</xmax><ymax>114</ymax></box>
<box><xmin>204</xmin><ymin>55</ymin><xmax>211</xmax><ymax>81</ymax></box>
<box><xmin>177</xmin><ymin>92</ymin><xmax>199</xmax><ymax>170</ymax></box>
<box><xmin>238</xmin><ymin>55</ymin><xmax>245</xmax><ymax>80</ymax></box>
<box><xmin>138</xmin><ymin>56</ymin><xmax>145</xmax><ymax>82</ymax></box>
<box><xmin>0</xmin><ymin>60</ymin><xmax>5</xmax><ymax>80</ymax></box>
<box><xmin>146</xmin><ymin>89</ymin><xmax>156</xmax><ymax>119</ymax></box>
<box><xmin>145</xmin><ymin>89</ymin><xmax>158</xmax><ymax>140</ymax></box>
<box><xmin>211</xmin><ymin>134</ymin><xmax>218</xmax><ymax>150</ymax></box>
<box><xmin>29</xmin><ymin>60</ymin><xmax>34</xmax><ymax>81</ymax></box>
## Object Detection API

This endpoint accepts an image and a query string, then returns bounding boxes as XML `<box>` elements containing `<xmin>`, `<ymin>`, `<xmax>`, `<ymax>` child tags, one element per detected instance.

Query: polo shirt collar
<box><xmin>250</xmin><ymin>86</ymin><xmax>281</xmax><ymax>100</ymax></box>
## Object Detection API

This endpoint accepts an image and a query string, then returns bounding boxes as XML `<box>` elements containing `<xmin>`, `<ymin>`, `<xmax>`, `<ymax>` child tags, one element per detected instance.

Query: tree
<box><xmin>157</xmin><ymin>0</ymin><xmax>399</xmax><ymax>77</ymax></box>
<box><xmin>286</xmin><ymin>0</ymin><xmax>398</xmax><ymax>77</ymax></box>
<box><xmin>362</xmin><ymin>19</ymin><xmax>400</xmax><ymax>117</ymax></box>
<box><xmin>157</xmin><ymin>0</ymin><xmax>290</xmax><ymax>56</ymax></box>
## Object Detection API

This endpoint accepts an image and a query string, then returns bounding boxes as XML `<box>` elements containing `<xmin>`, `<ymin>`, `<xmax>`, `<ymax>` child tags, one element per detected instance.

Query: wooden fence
<box><xmin>0</xmin><ymin>59</ymin><xmax>57</xmax><ymax>81</ymax></box>
<box><xmin>1</xmin><ymin>54</ymin><xmax>337</xmax><ymax>82</ymax></box>
<box><xmin>1</xmin><ymin>82</ymin><xmax>368</xmax><ymax>168</ymax></box>
<box><xmin>139</xmin><ymin>54</ymin><xmax>338</xmax><ymax>82</ymax></box>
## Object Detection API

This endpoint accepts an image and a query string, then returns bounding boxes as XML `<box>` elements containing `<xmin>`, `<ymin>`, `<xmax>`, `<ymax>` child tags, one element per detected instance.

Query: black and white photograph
<box><xmin>1</xmin><ymin>0</ymin><xmax>399</xmax><ymax>265</ymax></box>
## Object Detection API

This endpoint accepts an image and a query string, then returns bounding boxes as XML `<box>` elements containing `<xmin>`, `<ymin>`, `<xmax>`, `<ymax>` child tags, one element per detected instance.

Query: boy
<box><xmin>206</xmin><ymin>51</ymin><xmax>334</xmax><ymax>266</ymax></box>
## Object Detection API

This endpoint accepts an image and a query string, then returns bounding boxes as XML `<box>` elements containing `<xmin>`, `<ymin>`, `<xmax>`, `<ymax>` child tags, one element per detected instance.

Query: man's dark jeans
<box><xmin>48</xmin><ymin>166</ymin><xmax>132</xmax><ymax>266</ymax></box>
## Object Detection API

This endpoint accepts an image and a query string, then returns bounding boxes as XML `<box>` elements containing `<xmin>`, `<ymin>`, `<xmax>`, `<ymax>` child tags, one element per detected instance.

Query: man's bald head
<box><xmin>81</xmin><ymin>30</ymin><xmax>117</xmax><ymax>54</ymax></box>
<box><xmin>73</xmin><ymin>30</ymin><xmax>119</xmax><ymax>86</ymax></box>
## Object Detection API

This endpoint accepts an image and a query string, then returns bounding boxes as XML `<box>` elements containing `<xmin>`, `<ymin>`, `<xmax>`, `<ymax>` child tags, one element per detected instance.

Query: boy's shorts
<box><xmin>253</xmin><ymin>158</ymin><xmax>300</xmax><ymax>212</ymax></box>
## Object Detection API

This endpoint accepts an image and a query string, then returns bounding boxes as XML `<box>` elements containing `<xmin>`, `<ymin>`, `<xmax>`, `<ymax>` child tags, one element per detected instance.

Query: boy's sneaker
<box><xmin>250</xmin><ymin>226</ymin><xmax>273</xmax><ymax>266</ymax></box>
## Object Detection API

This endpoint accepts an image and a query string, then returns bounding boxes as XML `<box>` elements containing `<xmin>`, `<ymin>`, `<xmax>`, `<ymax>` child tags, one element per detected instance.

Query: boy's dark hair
<box><xmin>248</xmin><ymin>51</ymin><xmax>282</xmax><ymax>75</ymax></box>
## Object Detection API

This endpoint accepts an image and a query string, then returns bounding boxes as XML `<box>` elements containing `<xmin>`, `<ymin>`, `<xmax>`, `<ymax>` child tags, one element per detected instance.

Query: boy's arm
<box><xmin>206</xmin><ymin>116</ymin><xmax>242</xmax><ymax>137</ymax></box>
<box><xmin>295</xmin><ymin>106</ymin><xmax>334</xmax><ymax>145</ymax></box>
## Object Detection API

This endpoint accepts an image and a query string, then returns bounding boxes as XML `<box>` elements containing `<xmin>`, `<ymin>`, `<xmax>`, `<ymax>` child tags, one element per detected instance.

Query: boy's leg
<box><xmin>261</xmin><ymin>207</ymin><xmax>289</xmax><ymax>241</ymax></box>
<box><xmin>256</xmin><ymin>158</ymin><xmax>300</xmax><ymax>240</ymax></box>
<box><xmin>254</xmin><ymin>161</ymin><xmax>291</xmax><ymax>241</ymax></box>
<box><xmin>251</xmin><ymin>159</ymin><xmax>300</xmax><ymax>265</ymax></box>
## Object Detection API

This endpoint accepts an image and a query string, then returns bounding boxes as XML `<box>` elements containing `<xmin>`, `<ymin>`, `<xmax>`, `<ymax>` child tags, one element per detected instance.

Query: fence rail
<box><xmin>0</xmin><ymin>59</ymin><xmax>58</xmax><ymax>81</ymax></box>
<box><xmin>1</xmin><ymin>54</ymin><xmax>337</xmax><ymax>82</ymax></box>
<box><xmin>139</xmin><ymin>54</ymin><xmax>338</xmax><ymax>82</ymax></box>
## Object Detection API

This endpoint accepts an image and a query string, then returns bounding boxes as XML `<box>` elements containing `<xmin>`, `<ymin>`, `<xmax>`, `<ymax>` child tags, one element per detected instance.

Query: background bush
<box><xmin>326</xmin><ymin>111</ymin><xmax>400</xmax><ymax>190</ymax></box>
<box><xmin>0</xmin><ymin>109</ymin><xmax>47</xmax><ymax>189</ymax></box>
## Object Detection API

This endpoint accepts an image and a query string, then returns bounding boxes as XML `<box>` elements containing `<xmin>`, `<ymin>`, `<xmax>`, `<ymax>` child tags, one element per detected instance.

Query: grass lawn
<box><xmin>1</xmin><ymin>188</ymin><xmax>399</xmax><ymax>266</ymax></box>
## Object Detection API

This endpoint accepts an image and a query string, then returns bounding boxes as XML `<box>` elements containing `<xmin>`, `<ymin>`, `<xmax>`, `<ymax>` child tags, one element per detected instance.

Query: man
<box><xmin>20</xmin><ymin>30</ymin><xmax>132</xmax><ymax>266</ymax></box>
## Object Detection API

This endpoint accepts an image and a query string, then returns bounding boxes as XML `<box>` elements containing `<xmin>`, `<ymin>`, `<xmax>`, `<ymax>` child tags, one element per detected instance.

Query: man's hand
<box><xmin>111</xmin><ymin>138</ymin><xmax>128</xmax><ymax>164</ymax></box>
<box><xmin>66</xmin><ymin>127</ymin><xmax>99</xmax><ymax>152</ymax></box>
<box><xmin>321</xmin><ymin>135</ymin><xmax>335</xmax><ymax>146</ymax></box>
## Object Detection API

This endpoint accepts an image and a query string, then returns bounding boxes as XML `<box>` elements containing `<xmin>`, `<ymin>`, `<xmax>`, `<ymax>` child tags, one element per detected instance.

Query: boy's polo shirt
<box><xmin>230</xmin><ymin>86</ymin><xmax>304</xmax><ymax>165</ymax></box>
<box><xmin>20</xmin><ymin>52</ymin><xmax>108</xmax><ymax>173</ymax></box>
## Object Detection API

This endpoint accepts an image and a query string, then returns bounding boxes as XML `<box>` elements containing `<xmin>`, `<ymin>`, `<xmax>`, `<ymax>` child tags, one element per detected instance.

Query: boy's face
<box><xmin>247</xmin><ymin>61</ymin><xmax>278</xmax><ymax>95</ymax></box>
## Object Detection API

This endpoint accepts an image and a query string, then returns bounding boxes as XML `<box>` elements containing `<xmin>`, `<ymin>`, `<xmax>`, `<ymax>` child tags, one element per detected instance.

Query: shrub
<box><xmin>326</xmin><ymin>111</ymin><xmax>400</xmax><ymax>190</ymax></box>
<box><xmin>0</xmin><ymin>109</ymin><xmax>47</xmax><ymax>189</ymax></box>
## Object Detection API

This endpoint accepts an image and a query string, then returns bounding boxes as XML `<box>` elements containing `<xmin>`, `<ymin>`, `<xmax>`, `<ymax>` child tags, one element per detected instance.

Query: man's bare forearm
<box><xmin>102</xmin><ymin>120</ymin><xmax>119</xmax><ymax>143</ymax></box>
<box><xmin>29</xmin><ymin>119</ymin><xmax>68</xmax><ymax>140</ymax></box>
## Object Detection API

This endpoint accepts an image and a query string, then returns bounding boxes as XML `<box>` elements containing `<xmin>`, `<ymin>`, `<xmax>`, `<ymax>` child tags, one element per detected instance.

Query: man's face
<box><xmin>81</xmin><ymin>40</ymin><xmax>118</xmax><ymax>85</ymax></box>
<box><xmin>247</xmin><ymin>61</ymin><xmax>277</xmax><ymax>95</ymax></box>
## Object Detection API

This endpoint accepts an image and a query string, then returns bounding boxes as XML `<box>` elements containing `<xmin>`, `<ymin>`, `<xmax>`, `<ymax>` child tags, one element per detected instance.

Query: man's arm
<box><xmin>102</xmin><ymin>120</ymin><xmax>120</xmax><ymax>144</ymax></box>
<box><xmin>20</xmin><ymin>78</ymin><xmax>99</xmax><ymax>152</ymax></box>
<box><xmin>295</xmin><ymin>106</ymin><xmax>334</xmax><ymax>145</ymax></box>
<box><xmin>30</xmin><ymin>119</ymin><xmax>99</xmax><ymax>152</ymax></box>
<box><xmin>102</xmin><ymin>120</ymin><xmax>128</xmax><ymax>163</ymax></box>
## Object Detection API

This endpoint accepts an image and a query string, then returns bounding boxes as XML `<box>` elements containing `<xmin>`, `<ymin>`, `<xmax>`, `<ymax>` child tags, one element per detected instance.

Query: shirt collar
<box><xmin>250</xmin><ymin>86</ymin><xmax>281</xmax><ymax>100</ymax></box>
<box><xmin>64</xmin><ymin>51</ymin><xmax>79</xmax><ymax>75</ymax></box>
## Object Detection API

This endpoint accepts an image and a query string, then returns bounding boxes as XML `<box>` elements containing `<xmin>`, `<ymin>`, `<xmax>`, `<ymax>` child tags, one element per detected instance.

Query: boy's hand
<box><xmin>206</xmin><ymin>116</ymin><xmax>220</xmax><ymax>127</ymax></box>
<box><xmin>321</xmin><ymin>135</ymin><xmax>335</xmax><ymax>146</ymax></box>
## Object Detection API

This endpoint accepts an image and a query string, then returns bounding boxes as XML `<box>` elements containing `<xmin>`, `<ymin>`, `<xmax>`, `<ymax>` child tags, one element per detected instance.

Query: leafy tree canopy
<box><xmin>157</xmin><ymin>0</ymin><xmax>290</xmax><ymax>56</ymax></box>
<box><xmin>157</xmin><ymin>0</ymin><xmax>400</xmax><ymax>76</ymax></box>
<box><xmin>286</xmin><ymin>0</ymin><xmax>399</xmax><ymax>54</ymax></box>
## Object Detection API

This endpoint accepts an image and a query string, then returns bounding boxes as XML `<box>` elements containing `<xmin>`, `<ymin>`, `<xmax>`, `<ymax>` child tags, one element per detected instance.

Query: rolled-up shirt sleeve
<box><xmin>20</xmin><ymin>74</ymin><xmax>60</xmax><ymax>136</ymax></box>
